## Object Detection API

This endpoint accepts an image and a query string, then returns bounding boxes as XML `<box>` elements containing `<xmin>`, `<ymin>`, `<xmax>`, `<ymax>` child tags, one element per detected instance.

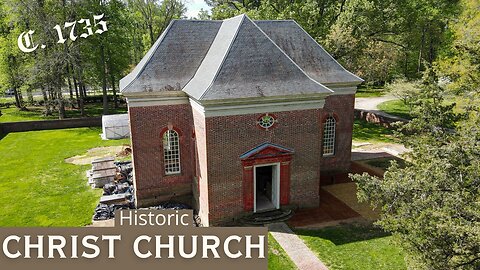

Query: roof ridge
<box><xmin>199</xmin><ymin>14</ymin><xmax>246</xmax><ymax>100</ymax></box>
<box><xmin>181</xmin><ymin>20</ymin><xmax>226</xmax><ymax>91</ymax></box>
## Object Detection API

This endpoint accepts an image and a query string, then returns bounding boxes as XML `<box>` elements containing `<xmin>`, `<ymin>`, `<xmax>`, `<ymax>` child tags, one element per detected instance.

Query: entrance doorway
<box><xmin>254</xmin><ymin>163</ymin><xmax>280</xmax><ymax>212</ymax></box>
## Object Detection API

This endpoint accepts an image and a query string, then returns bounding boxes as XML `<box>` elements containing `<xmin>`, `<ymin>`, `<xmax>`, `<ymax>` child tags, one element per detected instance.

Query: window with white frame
<box><xmin>322</xmin><ymin>116</ymin><xmax>336</xmax><ymax>156</ymax></box>
<box><xmin>163</xmin><ymin>129</ymin><xmax>181</xmax><ymax>174</ymax></box>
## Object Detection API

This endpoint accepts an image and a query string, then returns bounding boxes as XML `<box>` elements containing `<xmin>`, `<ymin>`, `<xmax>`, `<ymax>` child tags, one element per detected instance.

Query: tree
<box><xmin>438</xmin><ymin>0</ymin><xmax>480</xmax><ymax>94</ymax></box>
<box><xmin>386</xmin><ymin>78</ymin><xmax>421</xmax><ymax>111</ymax></box>
<box><xmin>325</xmin><ymin>0</ymin><xmax>459</xmax><ymax>84</ymax></box>
<box><xmin>207</xmin><ymin>0</ymin><xmax>460</xmax><ymax>84</ymax></box>
<box><xmin>196</xmin><ymin>8</ymin><xmax>211</xmax><ymax>20</ymax></box>
<box><xmin>0</xmin><ymin>1</ymin><xmax>28</xmax><ymax>109</ymax></box>
<box><xmin>351</xmin><ymin>69</ymin><xmax>480</xmax><ymax>269</ymax></box>
<box><xmin>128</xmin><ymin>0</ymin><xmax>186</xmax><ymax>47</ymax></box>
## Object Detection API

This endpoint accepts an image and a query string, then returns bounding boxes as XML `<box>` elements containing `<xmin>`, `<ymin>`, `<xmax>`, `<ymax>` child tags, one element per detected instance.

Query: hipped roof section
<box><xmin>120</xmin><ymin>14</ymin><xmax>363</xmax><ymax>101</ymax></box>
<box><xmin>254</xmin><ymin>20</ymin><xmax>363</xmax><ymax>87</ymax></box>
<box><xmin>119</xmin><ymin>20</ymin><xmax>222</xmax><ymax>93</ymax></box>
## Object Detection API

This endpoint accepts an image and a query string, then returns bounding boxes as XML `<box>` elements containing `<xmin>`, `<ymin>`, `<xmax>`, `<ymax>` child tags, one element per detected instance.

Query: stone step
<box><xmin>241</xmin><ymin>209</ymin><xmax>293</xmax><ymax>225</ymax></box>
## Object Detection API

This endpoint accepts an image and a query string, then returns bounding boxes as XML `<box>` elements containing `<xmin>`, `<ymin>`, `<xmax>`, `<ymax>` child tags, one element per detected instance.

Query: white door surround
<box><xmin>253</xmin><ymin>163</ymin><xmax>280</xmax><ymax>213</ymax></box>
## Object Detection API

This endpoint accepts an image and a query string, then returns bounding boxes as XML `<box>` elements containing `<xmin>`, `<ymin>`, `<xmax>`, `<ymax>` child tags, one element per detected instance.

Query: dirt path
<box><xmin>355</xmin><ymin>95</ymin><xmax>396</xmax><ymax>110</ymax></box>
<box><xmin>355</xmin><ymin>95</ymin><xmax>409</xmax><ymax>122</ymax></box>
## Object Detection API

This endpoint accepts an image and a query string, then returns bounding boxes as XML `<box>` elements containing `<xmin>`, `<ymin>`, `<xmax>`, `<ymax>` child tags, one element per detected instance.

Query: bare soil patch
<box><xmin>65</xmin><ymin>145</ymin><xmax>131</xmax><ymax>165</ymax></box>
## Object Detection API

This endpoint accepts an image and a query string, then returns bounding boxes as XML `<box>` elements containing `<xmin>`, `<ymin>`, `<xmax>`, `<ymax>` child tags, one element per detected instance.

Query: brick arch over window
<box><xmin>322</xmin><ymin>115</ymin><xmax>337</xmax><ymax>156</ymax></box>
<box><xmin>161</xmin><ymin>128</ymin><xmax>181</xmax><ymax>175</ymax></box>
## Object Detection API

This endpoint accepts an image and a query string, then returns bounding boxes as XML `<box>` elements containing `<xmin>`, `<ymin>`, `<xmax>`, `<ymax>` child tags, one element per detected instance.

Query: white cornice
<box><xmin>190</xmin><ymin>97</ymin><xmax>326</xmax><ymax>117</ymax></box>
<box><xmin>328</xmin><ymin>86</ymin><xmax>357</xmax><ymax>95</ymax></box>
<box><xmin>127</xmin><ymin>96</ymin><xmax>189</xmax><ymax>107</ymax></box>
<box><xmin>124</xmin><ymin>87</ymin><xmax>356</xmax><ymax>109</ymax></box>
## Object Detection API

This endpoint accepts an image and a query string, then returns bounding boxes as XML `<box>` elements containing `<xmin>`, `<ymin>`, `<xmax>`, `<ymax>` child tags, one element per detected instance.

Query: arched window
<box><xmin>322</xmin><ymin>116</ymin><xmax>336</xmax><ymax>156</ymax></box>
<box><xmin>163</xmin><ymin>129</ymin><xmax>181</xmax><ymax>174</ymax></box>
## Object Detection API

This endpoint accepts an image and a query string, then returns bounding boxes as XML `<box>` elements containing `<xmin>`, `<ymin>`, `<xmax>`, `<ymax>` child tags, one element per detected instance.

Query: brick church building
<box><xmin>120</xmin><ymin>14</ymin><xmax>363</xmax><ymax>226</ymax></box>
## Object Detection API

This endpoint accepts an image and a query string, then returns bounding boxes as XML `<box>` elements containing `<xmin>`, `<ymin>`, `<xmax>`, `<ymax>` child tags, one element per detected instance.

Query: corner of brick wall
<box><xmin>129</xmin><ymin>104</ymin><xmax>195</xmax><ymax>207</ymax></box>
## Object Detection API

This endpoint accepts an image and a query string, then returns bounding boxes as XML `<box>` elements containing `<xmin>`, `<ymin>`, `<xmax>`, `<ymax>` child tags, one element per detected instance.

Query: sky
<box><xmin>184</xmin><ymin>0</ymin><xmax>212</xmax><ymax>19</ymax></box>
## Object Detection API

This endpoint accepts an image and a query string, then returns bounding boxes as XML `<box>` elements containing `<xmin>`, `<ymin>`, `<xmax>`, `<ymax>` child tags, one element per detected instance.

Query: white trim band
<box><xmin>127</xmin><ymin>96</ymin><xmax>189</xmax><ymax>107</ymax></box>
<box><xmin>190</xmin><ymin>98</ymin><xmax>325</xmax><ymax>117</ymax></box>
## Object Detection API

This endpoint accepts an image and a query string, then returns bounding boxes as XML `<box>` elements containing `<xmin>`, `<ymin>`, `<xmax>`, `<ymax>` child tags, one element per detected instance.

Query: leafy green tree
<box><xmin>128</xmin><ymin>0</ymin><xmax>186</xmax><ymax>48</ymax></box>
<box><xmin>196</xmin><ymin>8</ymin><xmax>211</xmax><ymax>20</ymax></box>
<box><xmin>351</xmin><ymin>69</ymin><xmax>480</xmax><ymax>269</ymax></box>
<box><xmin>207</xmin><ymin>0</ymin><xmax>460</xmax><ymax>84</ymax></box>
<box><xmin>386</xmin><ymin>78</ymin><xmax>421</xmax><ymax>111</ymax></box>
<box><xmin>438</xmin><ymin>0</ymin><xmax>480</xmax><ymax>94</ymax></box>
<box><xmin>0</xmin><ymin>1</ymin><xmax>28</xmax><ymax>109</ymax></box>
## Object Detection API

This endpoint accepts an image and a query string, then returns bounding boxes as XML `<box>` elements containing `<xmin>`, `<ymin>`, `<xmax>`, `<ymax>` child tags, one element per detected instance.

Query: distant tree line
<box><xmin>0</xmin><ymin>0</ymin><xmax>476</xmax><ymax>117</ymax></box>
<box><xmin>205</xmin><ymin>0</ymin><xmax>461</xmax><ymax>85</ymax></box>
<box><xmin>0</xmin><ymin>0</ymin><xmax>185</xmax><ymax>118</ymax></box>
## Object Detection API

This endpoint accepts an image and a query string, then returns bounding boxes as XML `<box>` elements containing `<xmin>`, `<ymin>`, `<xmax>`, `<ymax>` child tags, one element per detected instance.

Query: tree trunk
<box><xmin>57</xmin><ymin>77</ymin><xmax>66</xmax><ymax>119</ymax></box>
<box><xmin>13</xmin><ymin>87</ymin><xmax>21</xmax><ymax>108</ymax></box>
<box><xmin>73</xmin><ymin>72</ymin><xmax>80</xmax><ymax>108</ymax></box>
<box><xmin>100</xmin><ymin>45</ymin><xmax>108</xmax><ymax>115</ymax></box>
<box><xmin>67</xmin><ymin>65</ymin><xmax>74</xmax><ymax>101</ymax></box>
<box><xmin>404</xmin><ymin>51</ymin><xmax>409</xmax><ymax>77</ymax></box>
<box><xmin>148</xmin><ymin>23</ymin><xmax>154</xmax><ymax>46</ymax></box>
<box><xmin>417</xmin><ymin>26</ymin><xmax>426</xmax><ymax>74</ymax></box>
<box><xmin>110</xmin><ymin>73</ymin><xmax>118</xmax><ymax>109</ymax></box>
<box><xmin>74</xmin><ymin>65</ymin><xmax>85</xmax><ymax>117</ymax></box>
<box><xmin>429</xmin><ymin>31</ymin><xmax>435</xmax><ymax>64</ymax></box>
<box><xmin>57</xmin><ymin>96</ymin><xmax>66</xmax><ymax>119</ymax></box>
<box><xmin>27</xmin><ymin>87</ymin><xmax>34</xmax><ymax>104</ymax></box>
<box><xmin>41</xmin><ymin>86</ymin><xmax>52</xmax><ymax>116</ymax></box>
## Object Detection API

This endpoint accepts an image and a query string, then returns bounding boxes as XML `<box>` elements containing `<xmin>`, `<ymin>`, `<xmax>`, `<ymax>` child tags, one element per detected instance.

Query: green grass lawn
<box><xmin>296</xmin><ymin>223</ymin><xmax>406</xmax><ymax>270</ymax></box>
<box><xmin>376</xmin><ymin>95</ymin><xmax>477</xmax><ymax>120</ymax></box>
<box><xmin>0</xmin><ymin>104</ymin><xmax>127</xmax><ymax>122</ymax></box>
<box><xmin>355</xmin><ymin>87</ymin><xmax>386</xmax><ymax>98</ymax></box>
<box><xmin>0</xmin><ymin>107</ymin><xmax>56</xmax><ymax>122</ymax></box>
<box><xmin>0</xmin><ymin>128</ymin><xmax>129</xmax><ymax>226</ymax></box>
<box><xmin>268</xmin><ymin>234</ymin><xmax>297</xmax><ymax>270</ymax></box>
<box><xmin>0</xmin><ymin>97</ymin><xmax>15</xmax><ymax>103</ymax></box>
<box><xmin>377</xmin><ymin>100</ymin><xmax>412</xmax><ymax>120</ymax></box>
<box><xmin>352</xmin><ymin>119</ymin><xmax>395</xmax><ymax>144</ymax></box>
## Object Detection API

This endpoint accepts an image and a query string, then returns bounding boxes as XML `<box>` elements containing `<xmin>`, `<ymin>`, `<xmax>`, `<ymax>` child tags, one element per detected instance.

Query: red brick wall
<box><xmin>320</xmin><ymin>94</ymin><xmax>355</xmax><ymax>172</ymax></box>
<box><xmin>129</xmin><ymin>94</ymin><xmax>355</xmax><ymax>224</ymax></box>
<box><xmin>128</xmin><ymin>104</ymin><xmax>195</xmax><ymax>207</ymax></box>
<box><xmin>204</xmin><ymin>109</ymin><xmax>323</xmax><ymax>224</ymax></box>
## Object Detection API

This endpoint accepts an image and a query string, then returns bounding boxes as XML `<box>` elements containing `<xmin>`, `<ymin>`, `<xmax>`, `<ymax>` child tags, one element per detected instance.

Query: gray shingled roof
<box><xmin>120</xmin><ymin>14</ymin><xmax>362</xmax><ymax>100</ymax></box>
<box><xmin>255</xmin><ymin>20</ymin><xmax>363</xmax><ymax>86</ymax></box>
<box><xmin>120</xmin><ymin>20</ymin><xmax>221</xmax><ymax>93</ymax></box>
<box><xmin>183</xmin><ymin>15</ymin><xmax>331</xmax><ymax>100</ymax></box>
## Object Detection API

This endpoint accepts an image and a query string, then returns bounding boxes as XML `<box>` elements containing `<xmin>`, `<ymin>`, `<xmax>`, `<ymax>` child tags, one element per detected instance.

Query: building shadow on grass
<box><xmin>295</xmin><ymin>222</ymin><xmax>391</xmax><ymax>246</ymax></box>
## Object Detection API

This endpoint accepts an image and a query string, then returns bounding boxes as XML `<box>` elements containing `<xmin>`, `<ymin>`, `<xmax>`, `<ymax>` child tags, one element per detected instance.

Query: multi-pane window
<box><xmin>322</xmin><ymin>116</ymin><xmax>336</xmax><ymax>156</ymax></box>
<box><xmin>163</xmin><ymin>130</ymin><xmax>181</xmax><ymax>174</ymax></box>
